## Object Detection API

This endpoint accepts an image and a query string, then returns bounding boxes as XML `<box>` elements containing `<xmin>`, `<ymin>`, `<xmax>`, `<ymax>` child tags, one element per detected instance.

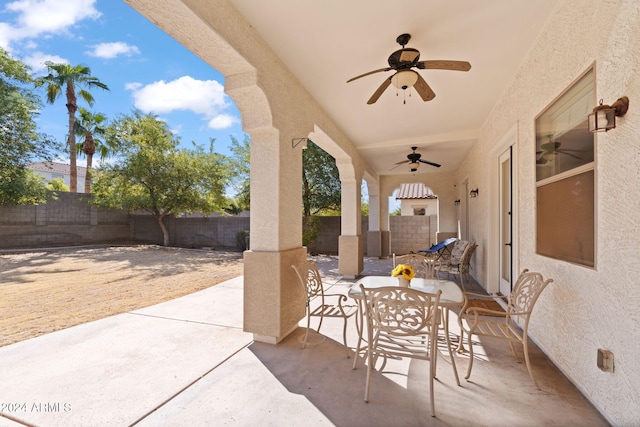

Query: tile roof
<box><xmin>395</xmin><ymin>183</ymin><xmax>437</xmax><ymax>200</ymax></box>
<box><xmin>27</xmin><ymin>162</ymin><xmax>87</xmax><ymax>175</ymax></box>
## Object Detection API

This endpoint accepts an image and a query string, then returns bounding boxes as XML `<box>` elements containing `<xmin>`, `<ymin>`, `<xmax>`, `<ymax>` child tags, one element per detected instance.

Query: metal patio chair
<box><xmin>292</xmin><ymin>260</ymin><xmax>357</xmax><ymax>358</ymax></box>
<box><xmin>458</xmin><ymin>269</ymin><xmax>553</xmax><ymax>389</ymax></box>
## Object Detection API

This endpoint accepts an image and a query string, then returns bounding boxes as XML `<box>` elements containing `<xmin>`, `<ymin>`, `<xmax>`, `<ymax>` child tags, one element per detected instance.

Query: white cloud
<box><xmin>1</xmin><ymin>0</ymin><xmax>100</xmax><ymax>49</ymax></box>
<box><xmin>86</xmin><ymin>42</ymin><xmax>140</xmax><ymax>59</ymax></box>
<box><xmin>0</xmin><ymin>23</ymin><xmax>12</xmax><ymax>51</ymax></box>
<box><xmin>125</xmin><ymin>82</ymin><xmax>143</xmax><ymax>91</ymax></box>
<box><xmin>129</xmin><ymin>76</ymin><xmax>228</xmax><ymax>116</ymax></box>
<box><xmin>208</xmin><ymin>114</ymin><xmax>238</xmax><ymax>130</ymax></box>
<box><xmin>23</xmin><ymin>51</ymin><xmax>67</xmax><ymax>73</ymax></box>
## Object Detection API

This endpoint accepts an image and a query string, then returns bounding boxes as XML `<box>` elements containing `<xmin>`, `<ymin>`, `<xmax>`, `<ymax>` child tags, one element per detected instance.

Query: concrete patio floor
<box><xmin>0</xmin><ymin>256</ymin><xmax>608</xmax><ymax>426</ymax></box>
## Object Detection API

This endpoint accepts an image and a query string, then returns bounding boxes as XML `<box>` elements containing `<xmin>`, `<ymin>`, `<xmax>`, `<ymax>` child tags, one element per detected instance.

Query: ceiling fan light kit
<box><xmin>588</xmin><ymin>96</ymin><xmax>629</xmax><ymax>133</ymax></box>
<box><xmin>392</xmin><ymin>70</ymin><xmax>419</xmax><ymax>90</ymax></box>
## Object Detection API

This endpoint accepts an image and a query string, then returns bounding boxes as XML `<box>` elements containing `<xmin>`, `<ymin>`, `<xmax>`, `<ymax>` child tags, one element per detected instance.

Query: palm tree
<box><xmin>74</xmin><ymin>108</ymin><xmax>109</xmax><ymax>193</ymax></box>
<box><xmin>36</xmin><ymin>62</ymin><xmax>109</xmax><ymax>192</ymax></box>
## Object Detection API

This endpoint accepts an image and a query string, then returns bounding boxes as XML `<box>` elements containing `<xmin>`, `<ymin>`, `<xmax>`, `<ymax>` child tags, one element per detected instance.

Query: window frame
<box><xmin>534</xmin><ymin>67</ymin><xmax>597</xmax><ymax>268</ymax></box>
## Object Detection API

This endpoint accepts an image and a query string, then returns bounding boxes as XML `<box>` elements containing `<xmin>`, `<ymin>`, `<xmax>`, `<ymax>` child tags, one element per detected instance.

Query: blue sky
<box><xmin>0</xmin><ymin>0</ymin><xmax>390</xmax><ymax>209</ymax></box>
<box><xmin>0</xmin><ymin>0</ymin><xmax>246</xmax><ymax>166</ymax></box>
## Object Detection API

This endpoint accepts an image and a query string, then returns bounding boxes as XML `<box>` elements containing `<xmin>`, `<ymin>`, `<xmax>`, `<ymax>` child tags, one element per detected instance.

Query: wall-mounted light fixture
<box><xmin>454</xmin><ymin>199</ymin><xmax>461</xmax><ymax>206</ymax></box>
<box><xmin>292</xmin><ymin>137</ymin><xmax>309</xmax><ymax>149</ymax></box>
<box><xmin>470</xmin><ymin>188</ymin><xmax>479</xmax><ymax>198</ymax></box>
<box><xmin>588</xmin><ymin>96</ymin><xmax>629</xmax><ymax>133</ymax></box>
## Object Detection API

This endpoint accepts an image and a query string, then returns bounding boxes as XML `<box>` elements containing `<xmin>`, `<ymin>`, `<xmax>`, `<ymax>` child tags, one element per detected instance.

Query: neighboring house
<box><xmin>27</xmin><ymin>162</ymin><xmax>87</xmax><ymax>193</ymax></box>
<box><xmin>395</xmin><ymin>183</ymin><xmax>437</xmax><ymax>216</ymax></box>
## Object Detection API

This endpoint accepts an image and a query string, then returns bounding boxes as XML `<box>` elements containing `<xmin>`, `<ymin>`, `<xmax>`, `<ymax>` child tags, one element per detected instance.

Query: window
<box><xmin>413</xmin><ymin>207</ymin><xmax>426</xmax><ymax>216</ymax></box>
<box><xmin>535</xmin><ymin>69</ymin><xmax>595</xmax><ymax>267</ymax></box>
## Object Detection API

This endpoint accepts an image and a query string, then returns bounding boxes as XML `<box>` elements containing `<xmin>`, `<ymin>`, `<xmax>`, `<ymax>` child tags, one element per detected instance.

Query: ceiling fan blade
<box><xmin>541</xmin><ymin>141</ymin><xmax>561</xmax><ymax>151</ymax></box>
<box><xmin>557</xmin><ymin>150</ymin><xmax>582</xmax><ymax>159</ymax></box>
<box><xmin>413</xmin><ymin>73</ymin><xmax>436</xmax><ymax>102</ymax></box>
<box><xmin>417</xmin><ymin>60</ymin><xmax>471</xmax><ymax>72</ymax></box>
<box><xmin>419</xmin><ymin>159</ymin><xmax>441</xmax><ymax>168</ymax></box>
<box><xmin>347</xmin><ymin>67</ymin><xmax>392</xmax><ymax>83</ymax></box>
<box><xmin>367</xmin><ymin>77</ymin><xmax>392</xmax><ymax>104</ymax></box>
<box><xmin>390</xmin><ymin>161</ymin><xmax>409</xmax><ymax>170</ymax></box>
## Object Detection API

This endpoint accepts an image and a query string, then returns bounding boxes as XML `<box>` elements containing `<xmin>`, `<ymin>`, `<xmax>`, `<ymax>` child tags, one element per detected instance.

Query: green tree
<box><xmin>36</xmin><ymin>62</ymin><xmax>109</xmax><ymax>193</ymax></box>
<box><xmin>46</xmin><ymin>177</ymin><xmax>69</xmax><ymax>192</ymax></box>
<box><xmin>91</xmin><ymin>111</ymin><xmax>230</xmax><ymax>246</ymax></box>
<box><xmin>228</xmin><ymin>137</ymin><xmax>342</xmax><ymax>216</ymax></box>
<box><xmin>228</xmin><ymin>134</ymin><xmax>251</xmax><ymax>210</ymax></box>
<box><xmin>0</xmin><ymin>47</ymin><xmax>59</xmax><ymax>205</ymax></box>
<box><xmin>74</xmin><ymin>107</ymin><xmax>109</xmax><ymax>193</ymax></box>
<box><xmin>0</xmin><ymin>169</ymin><xmax>50</xmax><ymax>205</ymax></box>
<box><xmin>302</xmin><ymin>140</ymin><xmax>341</xmax><ymax>216</ymax></box>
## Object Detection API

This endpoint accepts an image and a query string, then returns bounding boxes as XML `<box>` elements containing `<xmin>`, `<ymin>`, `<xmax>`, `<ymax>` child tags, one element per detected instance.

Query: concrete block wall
<box><xmin>1</xmin><ymin>195</ymin><xmax>441</xmax><ymax>256</ymax></box>
<box><xmin>0</xmin><ymin>193</ymin><xmax>130</xmax><ymax>248</ymax></box>
<box><xmin>389</xmin><ymin>215</ymin><xmax>434</xmax><ymax>255</ymax></box>
<box><xmin>130</xmin><ymin>214</ymin><xmax>250</xmax><ymax>250</ymax></box>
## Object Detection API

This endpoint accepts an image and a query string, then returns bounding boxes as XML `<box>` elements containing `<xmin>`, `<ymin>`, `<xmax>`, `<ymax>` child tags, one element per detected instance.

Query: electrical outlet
<box><xmin>597</xmin><ymin>348</ymin><xmax>614</xmax><ymax>372</ymax></box>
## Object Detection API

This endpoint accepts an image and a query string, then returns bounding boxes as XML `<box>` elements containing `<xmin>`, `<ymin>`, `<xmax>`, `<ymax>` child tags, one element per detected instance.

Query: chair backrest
<box><xmin>457</xmin><ymin>242</ymin><xmax>477</xmax><ymax>273</ymax></box>
<box><xmin>449</xmin><ymin>240</ymin><xmax>469</xmax><ymax>265</ymax></box>
<box><xmin>393</xmin><ymin>253</ymin><xmax>432</xmax><ymax>279</ymax></box>
<box><xmin>506</xmin><ymin>269</ymin><xmax>554</xmax><ymax>324</ymax></box>
<box><xmin>360</xmin><ymin>285</ymin><xmax>442</xmax><ymax>342</ymax></box>
<box><xmin>292</xmin><ymin>260</ymin><xmax>324</xmax><ymax>301</ymax></box>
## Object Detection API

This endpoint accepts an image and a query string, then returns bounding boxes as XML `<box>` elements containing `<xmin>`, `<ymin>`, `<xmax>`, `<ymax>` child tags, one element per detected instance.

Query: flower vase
<box><xmin>398</xmin><ymin>277</ymin><xmax>410</xmax><ymax>288</ymax></box>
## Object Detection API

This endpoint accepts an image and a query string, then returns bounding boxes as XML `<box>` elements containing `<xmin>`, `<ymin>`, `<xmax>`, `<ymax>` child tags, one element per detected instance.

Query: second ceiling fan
<box><xmin>347</xmin><ymin>33</ymin><xmax>471</xmax><ymax>104</ymax></box>
<box><xmin>394</xmin><ymin>146</ymin><xmax>441</xmax><ymax>172</ymax></box>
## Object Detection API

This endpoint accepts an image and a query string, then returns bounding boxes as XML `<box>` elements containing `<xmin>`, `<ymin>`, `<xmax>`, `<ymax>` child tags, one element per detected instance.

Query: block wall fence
<box><xmin>0</xmin><ymin>194</ymin><xmax>441</xmax><ymax>255</ymax></box>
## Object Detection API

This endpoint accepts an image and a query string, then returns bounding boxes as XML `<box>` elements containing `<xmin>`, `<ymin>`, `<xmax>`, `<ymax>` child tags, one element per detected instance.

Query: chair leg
<box><xmin>442</xmin><ymin>308</ymin><xmax>460</xmax><ymax>386</ymax></box>
<box><xmin>316</xmin><ymin>313</ymin><xmax>324</xmax><ymax>334</ymax></box>
<box><xmin>459</xmin><ymin>273</ymin><xmax>467</xmax><ymax>292</ymax></box>
<box><xmin>301</xmin><ymin>313</ymin><xmax>311</xmax><ymax>349</ymax></box>
<box><xmin>465</xmin><ymin>330</ymin><xmax>475</xmax><ymax>380</ymax></box>
<box><xmin>342</xmin><ymin>316</ymin><xmax>351</xmax><ymax>359</ymax></box>
<box><xmin>353</xmin><ymin>302</ymin><xmax>365</xmax><ymax>369</ymax></box>
<box><xmin>364</xmin><ymin>348</ymin><xmax>373</xmax><ymax>402</ymax></box>
<box><xmin>522</xmin><ymin>339</ymin><xmax>540</xmax><ymax>389</ymax></box>
<box><xmin>429</xmin><ymin>336</ymin><xmax>438</xmax><ymax>417</ymax></box>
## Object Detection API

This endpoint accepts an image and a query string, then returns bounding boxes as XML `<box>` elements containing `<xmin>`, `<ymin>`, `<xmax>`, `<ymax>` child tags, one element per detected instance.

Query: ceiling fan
<box><xmin>393</xmin><ymin>146</ymin><xmax>441</xmax><ymax>172</ymax></box>
<box><xmin>536</xmin><ymin>141</ymin><xmax>582</xmax><ymax>164</ymax></box>
<box><xmin>347</xmin><ymin>33</ymin><xmax>471</xmax><ymax>104</ymax></box>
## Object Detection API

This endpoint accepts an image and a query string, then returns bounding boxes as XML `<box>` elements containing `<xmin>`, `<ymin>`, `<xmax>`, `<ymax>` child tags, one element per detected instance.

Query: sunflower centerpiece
<box><xmin>391</xmin><ymin>263</ymin><xmax>415</xmax><ymax>287</ymax></box>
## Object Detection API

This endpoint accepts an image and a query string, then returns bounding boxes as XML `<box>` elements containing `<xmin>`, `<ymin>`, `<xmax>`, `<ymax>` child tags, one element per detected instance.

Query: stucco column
<box><xmin>366</xmin><ymin>179</ymin><xmax>383</xmax><ymax>258</ymax></box>
<box><xmin>242</xmin><ymin>127</ymin><xmax>307</xmax><ymax>344</ymax></box>
<box><xmin>337</xmin><ymin>160</ymin><xmax>363</xmax><ymax>278</ymax></box>
<box><xmin>379</xmin><ymin>178</ymin><xmax>391</xmax><ymax>257</ymax></box>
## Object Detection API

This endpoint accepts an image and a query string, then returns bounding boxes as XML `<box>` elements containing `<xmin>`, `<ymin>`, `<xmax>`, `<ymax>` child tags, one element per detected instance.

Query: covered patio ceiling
<box><xmin>229</xmin><ymin>0</ymin><xmax>559</xmax><ymax>174</ymax></box>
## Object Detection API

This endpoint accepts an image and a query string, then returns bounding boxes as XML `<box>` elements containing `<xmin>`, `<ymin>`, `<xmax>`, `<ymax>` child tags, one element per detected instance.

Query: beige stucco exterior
<box><xmin>126</xmin><ymin>1</ymin><xmax>639</xmax><ymax>423</ymax></box>
<box><xmin>461</xmin><ymin>3</ymin><xmax>640</xmax><ymax>424</ymax></box>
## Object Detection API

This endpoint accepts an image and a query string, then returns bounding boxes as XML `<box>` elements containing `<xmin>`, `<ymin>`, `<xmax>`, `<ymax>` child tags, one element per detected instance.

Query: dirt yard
<box><xmin>0</xmin><ymin>245</ymin><xmax>244</xmax><ymax>348</ymax></box>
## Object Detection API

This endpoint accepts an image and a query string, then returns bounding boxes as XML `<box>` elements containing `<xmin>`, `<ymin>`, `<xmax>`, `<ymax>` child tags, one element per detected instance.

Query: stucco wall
<box><xmin>459</xmin><ymin>1</ymin><xmax>640</xmax><ymax>424</ymax></box>
<box><xmin>399</xmin><ymin>198</ymin><xmax>438</xmax><ymax>216</ymax></box>
<box><xmin>381</xmin><ymin>172</ymin><xmax>458</xmax><ymax>234</ymax></box>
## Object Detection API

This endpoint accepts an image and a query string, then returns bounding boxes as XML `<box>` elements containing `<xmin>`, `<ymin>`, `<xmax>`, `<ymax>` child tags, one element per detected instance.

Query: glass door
<box><xmin>499</xmin><ymin>147</ymin><xmax>513</xmax><ymax>295</ymax></box>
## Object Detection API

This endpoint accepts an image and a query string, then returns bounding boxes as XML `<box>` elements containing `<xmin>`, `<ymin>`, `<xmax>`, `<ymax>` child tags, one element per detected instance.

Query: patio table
<box><xmin>348</xmin><ymin>276</ymin><xmax>463</xmax><ymax>385</ymax></box>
